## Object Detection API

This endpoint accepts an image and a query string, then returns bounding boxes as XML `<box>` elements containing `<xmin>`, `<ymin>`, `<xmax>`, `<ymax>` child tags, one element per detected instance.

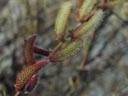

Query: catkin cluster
<box><xmin>15</xmin><ymin>0</ymin><xmax>106</xmax><ymax>95</ymax></box>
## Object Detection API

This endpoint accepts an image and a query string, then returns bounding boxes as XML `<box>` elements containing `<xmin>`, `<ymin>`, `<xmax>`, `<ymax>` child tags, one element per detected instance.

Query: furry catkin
<box><xmin>73</xmin><ymin>9</ymin><xmax>104</xmax><ymax>38</ymax></box>
<box><xmin>55</xmin><ymin>1</ymin><xmax>72</xmax><ymax>40</ymax></box>
<box><xmin>49</xmin><ymin>40</ymin><xmax>82</xmax><ymax>62</ymax></box>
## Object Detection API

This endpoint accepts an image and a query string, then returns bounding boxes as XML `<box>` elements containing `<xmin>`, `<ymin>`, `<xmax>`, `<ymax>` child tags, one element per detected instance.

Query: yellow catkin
<box><xmin>49</xmin><ymin>40</ymin><xmax>82</xmax><ymax>62</ymax></box>
<box><xmin>79</xmin><ymin>0</ymin><xmax>97</xmax><ymax>20</ymax></box>
<box><xmin>55</xmin><ymin>1</ymin><xmax>72</xmax><ymax>40</ymax></box>
<box><xmin>108</xmin><ymin>0</ymin><xmax>124</xmax><ymax>9</ymax></box>
<box><xmin>73</xmin><ymin>9</ymin><xmax>104</xmax><ymax>38</ymax></box>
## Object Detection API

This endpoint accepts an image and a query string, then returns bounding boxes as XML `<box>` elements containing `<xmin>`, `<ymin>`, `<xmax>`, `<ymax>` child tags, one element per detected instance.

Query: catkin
<box><xmin>79</xmin><ymin>0</ymin><xmax>97</xmax><ymax>20</ymax></box>
<box><xmin>55</xmin><ymin>1</ymin><xmax>72</xmax><ymax>40</ymax></box>
<box><xmin>49</xmin><ymin>40</ymin><xmax>82</xmax><ymax>62</ymax></box>
<box><xmin>73</xmin><ymin>9</ymin><xmax>104</xmax><ymax>38</ymax></box>
<box><xmin>24</xmin><ymin>35</ymin><xmax>36</xmax><ymax>65</ymax></box>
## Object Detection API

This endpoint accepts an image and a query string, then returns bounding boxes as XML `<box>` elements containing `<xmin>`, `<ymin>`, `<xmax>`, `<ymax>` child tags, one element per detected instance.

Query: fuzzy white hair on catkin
<box><xmin>76</xmin><ymin>9</ymin><xmax>105</xmax><ymax>38</ymax></box>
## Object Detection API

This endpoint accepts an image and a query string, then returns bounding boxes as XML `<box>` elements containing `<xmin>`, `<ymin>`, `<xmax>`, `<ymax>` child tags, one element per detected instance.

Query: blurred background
<box><xmin>0</xmin><ymin>0</ymin><xmax>128</xmax><ymax>96</ymax></box>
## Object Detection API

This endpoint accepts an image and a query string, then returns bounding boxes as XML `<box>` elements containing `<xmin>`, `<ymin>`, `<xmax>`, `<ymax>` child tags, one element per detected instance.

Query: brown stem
<box><xmin>14</xmin><ymin>92</ymin><xmax>20</xmax><ymax>96</ymax></box>
<box><xmin>80</xmin><ymin>31</ymin><xmax>96</xmax><ymax>69</ymax></box>
<box><xmin>33</xmin><ymin>45</ymin><xmax>51</xmax><ymax>56</ymax></box>
<box><xmin>80</xmin><ymin>9</ymin><xmax>96</xmax><ymax>23</ymax></box>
